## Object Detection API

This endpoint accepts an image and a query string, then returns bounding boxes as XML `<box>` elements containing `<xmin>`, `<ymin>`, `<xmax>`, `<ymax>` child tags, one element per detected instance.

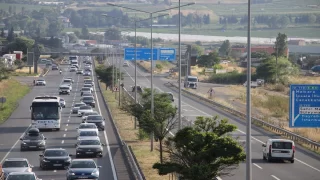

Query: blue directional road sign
<box><xmin>124</xmin><ymin>48</ymin><xmax>158</xmax><ymax>60</ymax></box>
<box><xmin>159</xmin><ymin>48</ymin><xmax>176</xmax><ymax>61</ymax></box>
<box><xmin>289</xmin><ymin>84</ymin><xmax>320</xmax><ymax>128</ymax></box>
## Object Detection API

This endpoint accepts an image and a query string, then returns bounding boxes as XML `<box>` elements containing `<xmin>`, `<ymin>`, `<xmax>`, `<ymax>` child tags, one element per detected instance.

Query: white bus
<box><xmin>30</xmin><ymin>96</ymin><xmax>62</xmax><ymax>131</ymax></box>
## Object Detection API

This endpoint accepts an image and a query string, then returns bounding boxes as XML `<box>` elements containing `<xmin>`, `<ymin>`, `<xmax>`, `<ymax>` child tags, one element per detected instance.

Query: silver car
<box><xmin>2</xmin><ymin>158</ymin><xmax>33</xmax><ymax>179</ymax></box>
<box><xmin>35</xmin><ymin>79</ymin><xmax>46</xmax><ymax>86</ymax></box>
<box><xmin>60</xmin><ymin>98</ymin><xmax>66</xmax><ymax>108</ymax></box>
<box><xmin>83</xmin><ymin>71</ymin><xmax>91</xmax><ymax>76</ymax></box>
<box><xmin>72</xmin><ymin>102</ymin><xmax>86</xmax><ymax>114</ymax></box>
<box><xmin>75</xmin><ymin>138</ymin><xmax>105</xmax><ymax>158</ymax></box>
<box><xmin>66</xmin><ymin>159</ymin><xmax>101</xmax><ymax>180</ymax></box>
<box><xmin>6</xmin><ymin>172</ymin><xmax>42</xmax><ymax>180</ymax></box>
<box><xmin>77</xmin><ymin>105</ymin><xmax>93</xmax><ymax>117</ymax></box>
<box><xmin>82</xmin><ymin>111</ymin><xmax>99</xmax><ymax>122</ymax></box>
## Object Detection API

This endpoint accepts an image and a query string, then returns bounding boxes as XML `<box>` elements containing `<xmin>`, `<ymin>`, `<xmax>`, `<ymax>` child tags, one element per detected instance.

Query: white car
<box><xmin>72</xmin><ymin>102</ymin><xmax>86</xmax><ymax>113</ymax></box>
<box><xmin>76</xmin><ymin>123</ymin><xmax>99</xmax><ymax>135</ymax></box>
<box><xmin>65</xmin><ymin>77</ymin><xmax>74</xmax><ymax>83</ymax></box>
<box><xmin>6</xmin><ymin>172</ymin><xmax>41</xmax><ymax>180</ymax></box>
<box><xmin>77</xmin><ymin>130</ymin><xmax>99</xmax><ymax>141</ymax></box>
<box><xmin>1</xmin><ymin>158</ymin><xmax>33</xmax><ymax>179</ymax></box>
<box><xmin>82</xmin><ymin>111</ymin><xmax>99</xmax><ymax>122</ymax></box>
<box><xmin>59</xmin><ymin>98</ymin><xmax>66</xmax><ymax>108</ymax></box>
<box><xmin>262</xmin><ymin>139</ymin><xmax>295</xmax><ymax>163</ymax></box>
<box><xmin>123</xmin><ymin>62</ymin><xmax>129</xmax><ymax>67</ymax></box>
<box><xmin>35</xmin><ymin>79</ymin><xmax>46</xmax><ymax>86</ymax></box>
<box><xmin>69</xmin><ymin>67</ymin><xmax>77</xmax><ymax>72</ymax></box>
<box><xmin>83</xmin><ymin>71</ymin><xmax>91</xmax><ymax>76</ymax></box>
<box><xmin>77</xmin><ymin>105</ymin><xmax>93</xmax><ymax>117</ymax></box>
<box><xmin>83</xmin><ymin>84</ymin><xmax>93</xmax><ymax>92</ymax></box>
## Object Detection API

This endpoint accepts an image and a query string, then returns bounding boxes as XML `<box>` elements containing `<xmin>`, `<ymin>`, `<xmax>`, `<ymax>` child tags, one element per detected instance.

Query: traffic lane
<box><xmin>92</xmin><ymin>61</ymin><xmax>132</xmax><ymax>180</ymax></box>
<box><xmin>0</xmin><ymin>68</ymin><xmax>68</xmax><ymax>163</ymax></box>
<box><xmin>154</xmin><ymin>77</ymin><xmax>320</xmax><ymax>179</ymax></box>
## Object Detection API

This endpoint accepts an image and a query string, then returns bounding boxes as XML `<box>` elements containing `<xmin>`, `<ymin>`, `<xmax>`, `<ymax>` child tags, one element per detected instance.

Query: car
<box><xmin>59</xmin><ymin>85</ymin><xmax>71</xmax><ymax>95</ymax></box>
<box><xmin>72</xmin><ymin>102</ymin><xmax>86</xmax><ymax>114</ymax></box>
<box><xmin>60</xmin><ymin>98</ymin><xmax>66</xmax><ymax>107</ymax></box>
<box><xmin>81</xmin><ymin>89</ymin><xmax>92</xmax><ymax>96</ymax></box>
<box><xmin>6</xmin><ymin>172</ymin><xmax>42</xmax><ymax>180</ymax></box>
<box><xmin>63</xmin><ymin>79</ymin><xmax>73</xmax><ymax>85</ymax></box>
<box><xmin>52</xmin><ymin>65</ymin><xmax>59</xmax><ymax>70</ymax></box>
<box><xmin>71</xmin><ymin>64</ymin><xmax>79</xmax><ymax>69</ymax></box>
<box><xmin>81</xmin><ymin>92</ymin><xmax>93</xmax><ymax>97</ymax></box>
<box><xmin>262</xmin><ymin>139</ymin><xmax>295</xmax><ymax>163</ymax></box>
<box><xmin>86</xmin><ymin>61</ymin><xmax>92</xmax><ymax>65</ymax></box>
<box><xmin>77</xmin><ymin>123</ymin><xmax>99</xmax><ymax>135</ymax></box>
<box><xmin>35</xmin><ymin>79</ymin><xmax>46</xmax><ymax>86</ymax></box>
<box><xmin>65</xmin><ymin>77</ymin><xmax>74</xmax><ymax>83</ymax></box>
<box><xmin>84</xmin><ymin>80</ymin><xmax>94</xmax><ymax>86</ymax></box>
<box><xmin>75</xmin><ymin>138</ymin><xmax>105</xmax><ymax>158</ymax></box>
<box><xmin>83</xmin><ymin>84</ymin><xmax>93</xmax><ymax>92</ymax></box>
<box><xmin>76</xmin><ymin>70</ymin><xmax>83</xmax><ymax>74</ymax></box>
<box><xmin>166</xmin><ymin>92</ymin><xmax>174</xmax><ymax>102</ymax></box>
<box><xmin>83</xmin><ymin>71</ymin><xmax>91</xmax><ymax>76</ymax></box>
<box><xmin>77</xmin><ymin>130</ymin><xmax>99</xmax><ymax>141</ymax></box>
<box><xmin>39</xmin><ymin>148</ymin><xmax>72</xmax><ymax>170</ymax></box>
<box><xmin>66</xmin><ymin>159</ymin><xmax>101</xmax><ymax>180</ymax></box>
<box><xmin>20</xmin><ymin>128</ymin><xmax>46</xmax><ymax>151</ymax></box>
<box><xmin>69</xmin><ymin>67</ymin><xmax>77</xmax><ymax>72</ymax></box>
<box><xmin>85</xmin><ymin>115</ymin><xmax>105</xmax><ymax>131</ymax></box>
<box><xmin>123</xmin><ymin>62</ymin><xmax>129</xmax><ymax>67</ymax></box>
<box><xmin>1</xmin><ymin>158</ymin><xmax>33</xmax><ymax>179</ymax></box>
<box><xmin>81</xmin><ymin>96</ymin><xmax>96</xmax><ymax>108</ymax></box>
<box><xmin>84</xmin><ymin>77</ymin><xmax>91</xmax><ymax>80</ymax></box>
<box><xmin>82</xmin><ymin>111</ymin><xmax>99</xmax><ymax>122</ymax></box>
<box><xmin>77</xmin><ymin>105</ymin><xmax>93</xmax><ymax>117</ymax></box>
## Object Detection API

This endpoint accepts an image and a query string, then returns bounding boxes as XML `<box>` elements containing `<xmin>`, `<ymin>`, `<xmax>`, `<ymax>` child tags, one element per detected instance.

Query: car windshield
<box><xmin>37</xmin><ymin>80</ymin><xmax>44</xmax><ymax>81</ymax></box>
<box><xmin>87</xmin><ymin>116</ymin><xmax>103</xmax><ymax>120</ymax></box>
<box><xmin>84</xmin><ymin>80</ymin><xmax>92</xmax><ymax>83</ymax></box>
<box><xmin>32</xmin><ymin>106</ymin><xmax>59</xmax><ymax>120</ymax></box>
<box><xmin>79</xmin><ymin>140</ymin><xmax>100</xmax><ymax>145</ymax></box>
<box><xmin>22</xmin><ymin>134</ymin><xmax>43</xmax><ymax>140</ymax></box>
<box><xmin>83</xmin><ymin>97</ymin><xmax>94</xmax><ymax>101</ymax></box>
<box><xmin>60</xmin><ymin>87</ymin><xmax>69</xmax><ymax>90</ymax></box>
<box><xmin>7</xmin><ymin>174</ymin><xmax>36</xmax><ymax>180</ymax></box>
<box><xmin>80</xmin><ymin>106</ymin><xmax>91</xmax><ymax>110</ymax></box>
<box><xmin>60</xmin><ymin>99</ymin><xmax>64</xmax><ymax>102</ymax></box>
<box><xmin>272</xmin><ymin>142</ymin><xmax>293</xmax><ymax>149</ymax></box>
<box><xmin>82</xmin><ymin>93</ymin><xmax>92</xmax><ymax>96</ymax></box>
<box><xmin>70</xmin><ymin>161</ymin><xmax>96</xmax><ymax>168</ymax></box>
<box><xmin>75</xmin><ymin>103</ymin><xmax>85</xmax><ymax>107</ymax></box>
<box><xmin>2</xmin><ymin>161</ymin><xmax>28</xmax><ymax>168</ymax></box>
<box><xmin>82</xmin><ymin>88</ymin><xmax>90</xmax><ymax>91</ymax></box>
<box><xmin>44</xmin><ymin>150</ymin><xmax>68</xmax><ymax>157</ymax></box>
<box><xmin>84</xmin><ymin>85</ymin><xmax>92</xmax><ymax>87</ymax></box>
<box><xmin>79</xmin><ymin>124</ymin><xmax>96</xmax><ymax>129</ymax></box>
<box><xmin>85</xmin><ymin>112</ymin><xmax>98</xmax><ymax>116</ymax></box>
<box><xmin>64</xmin><ymin>80</ymin><xmax>71</xmax><ymax>82</ymax></box>
<box><xmin>79</xmin><ymin>131</ymin><xmax>97</xmax><ymax>136</ymax></box>
<box><xmin>187</xmin><ymin>78</ymin><xmax>198</xmax><ymax>82</ymax></box>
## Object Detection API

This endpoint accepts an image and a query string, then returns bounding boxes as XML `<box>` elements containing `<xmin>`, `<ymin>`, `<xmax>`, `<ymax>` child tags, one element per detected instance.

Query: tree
<box><xmin>197</xmin><ymin>52</ymin><xmax>220</xmax><ymax>67</ymax></box>
<box><xmin>125</xmin><ymin>88</ymin><xmax>177</xmax><ymax>163</ymax></box>
<box><xmin>191</xmin><ymin>44</ymin><xmax>204</xmax><ymax>56</ymax></box>
<box><xmin>0</xmin><ymin>60</ymin><xmax>10</xmax><ymax>81</ymax></box>
<box><xmin>47</xmin><ymin>21</ymin><xmax>64</xmax><ymax>37</ymax></box>
<box><xmin>0</xmin><ymin>28</ymin><xmax>4</xmax><ymax>38</ymax></box>
<box><xmin>275</xmin><ymin>33</ymin><xmax>287</xmax><ymax>57</ymax></box>
<box><xmin>81</xmin><ymin>25</ymin><xmax>89</xmax><ymax>39</ymax></box>
<box><xmin>256</xmin><ymin>56</ymin><xmax>298</xmax><ymax>84</ymax></box>
<box><xmin>95</xmin><ymin>65</ymin><xmax>123</xmax><ymax>89</ymax></box>
<box><xmin>153</xmin><ymin>116</ymin><xmax>246</xmax><ymax>180</ymax></box>
<box><xmin>104</xmin><ymin>28</ymin><xmax>122</xmax><ymax>40</ymax></box>
<box><xmin>6</xmin><ymin>36</ymin><xmax>35</xmax><ymax>54</ymax></box>
<box><xmin>219</xmin><ymin>40</ymin><xmax>231</xmax><ymax>56</ymax></box>
<box><xmin>7</xmin><ymin>27</ymin><xmax>15</xmax><ymax>42</ymax></box>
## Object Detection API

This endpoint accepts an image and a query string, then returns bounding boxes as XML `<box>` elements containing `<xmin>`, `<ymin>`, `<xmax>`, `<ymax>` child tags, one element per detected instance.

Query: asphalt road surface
<box><xmin>0</xmin><ymin>58</ymin><xmax>132</xmax><ymax>180</ymax></box>
<box><xmin>110</xmin><ymin>58</ymin><xmax>320</xmax><ymax>180</ymax></box>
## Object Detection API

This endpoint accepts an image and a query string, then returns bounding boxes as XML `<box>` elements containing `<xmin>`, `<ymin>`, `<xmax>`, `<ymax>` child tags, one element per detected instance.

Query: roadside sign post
<box><xmin>289</xmin><ymin>84</ymin><xmax>320</xmax><ymax>128</ymax></box>
<box><xmin>0</xmin><ymin>97</ymin><xmax>6</xmax><ymax>110</ymax></box>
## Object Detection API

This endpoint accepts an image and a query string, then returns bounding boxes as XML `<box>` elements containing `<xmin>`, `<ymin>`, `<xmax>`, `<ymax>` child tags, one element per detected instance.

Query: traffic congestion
<box><xmin>1</xmin><ymin>56</ymin><xmax>105</xmax><ymax>180</ymax></box>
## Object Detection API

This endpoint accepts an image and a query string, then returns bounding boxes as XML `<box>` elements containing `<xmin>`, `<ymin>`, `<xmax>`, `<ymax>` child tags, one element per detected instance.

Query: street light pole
<box><xmin>178</xmin><ymin>0</ymin><xmax>182</xmax><ymax>130</ymax></box>
<box><xmin>134</xmin><ymin>21</ymin><xmax>138</xmax><ymax>129</ymax></box>
<box><xmin>115</xmin><ymin>50</ymin><xmax>118</xmax><ymax>99</ymax></box>
<box><xmin>150</xmin><ymin>13</ymin><xmax>154</xmax><ymax>152</ymax></box>
<box><xmin>246</xmin><ymin>0</ymin><xmax>252</xmax><ymax>180</ymax></box>
<box><xmin>118</xmin><ymin>48</ymin><xmax>121</xmax><ymax>106</ymax></box>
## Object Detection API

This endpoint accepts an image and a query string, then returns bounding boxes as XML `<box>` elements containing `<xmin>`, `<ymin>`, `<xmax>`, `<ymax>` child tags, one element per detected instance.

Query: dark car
<box><xmin>39</xmin><ymin>148</ymin><xmax>72</xmax><ymax>170</ymax></box>
<box><xmin>85</xmin><ymin>115</ymin><xmax>105</xmax><ymax>131</ymax></box>
<box><xmin>75</xmin><ymin>138</ymin><xmax>105</xmax><ymax>158</ymax></box>
<box><xmin>52</xmin><ymin>65</ymin><xmax>59</xmax><ymax>70</ymax></box>
<box><xmin>81</xmin><ymin>96</ymin><xmax>95</xmax><ymax>107</ymax></box>
<box><xmin>66</xmin><ymin>159</ymin><xmax>101</xmax><ymax>180</ymax></box>
<box><xmin>20</xmin><ymin>128</ymin><xmax>46</xmax><ymax>151</ymax></box>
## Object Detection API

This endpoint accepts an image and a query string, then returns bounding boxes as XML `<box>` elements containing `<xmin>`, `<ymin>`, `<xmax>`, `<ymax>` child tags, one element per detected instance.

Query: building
<box><xmin>58</xmin><ymin>16</ymin><xmax>71</xmax><ymax>28</ymax></box>
<box><xmin>288</xmin><ymin>45</ymin><xmax>320</xmax><ymax>55</ymax></box>
<box><xmin>288</xmin><ymin>40</ymin><xmax>306</xmax><ymax>46</ymax></box>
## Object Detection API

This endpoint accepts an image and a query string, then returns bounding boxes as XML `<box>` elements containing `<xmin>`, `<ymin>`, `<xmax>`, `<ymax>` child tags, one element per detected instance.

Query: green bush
<box><xmin>208</xmin><ymin>71</ymin><xmax>257</xmax><ymax>84</ymax></box>
<box><xmin>156</xmin><ymin>64</ymin><xmax>163</xmax><ymax>71</ymax></box>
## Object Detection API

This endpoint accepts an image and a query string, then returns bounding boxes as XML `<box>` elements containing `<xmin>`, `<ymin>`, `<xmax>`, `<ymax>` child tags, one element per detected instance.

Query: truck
<box><xmin>184</xmin><ymin>76</ymin><xmax>199</xmax><ymax>89</ymax></box>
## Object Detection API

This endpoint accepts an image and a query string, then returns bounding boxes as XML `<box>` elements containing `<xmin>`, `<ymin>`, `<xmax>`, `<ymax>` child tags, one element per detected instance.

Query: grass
<box><xmin>10</xmin><ymin>67</ymin><xmax>41</xmax><ymax>77</ymax></box>
<box><xmin>0</xmin><ymin>79</ymin><xmax>30</xmax><ymax>123</ymax></box>
<box><xmin>100</xmin><ymin>82</ymin><xmax>168</xmax><ymax>180</ymax></box>
<box><xmin>0</xmin><ymin>3</ymin><xmax>49</xmax><ymax>12</ymax></box>
<box><xmin>137</xmin><ymin>61</ymin><xmax>175</xmax><ymax>73</ymax></box>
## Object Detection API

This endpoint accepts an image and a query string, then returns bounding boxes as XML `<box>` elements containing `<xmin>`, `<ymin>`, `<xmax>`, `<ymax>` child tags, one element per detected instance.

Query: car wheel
<box><xmin>267</xmin><ymin>154</ymin><xmax>272</xmax><ymax>162</ymax></box>
<box><xmin>56</xmin><ymin>128</ymin><xmax>60</xmax><ymax>131</ymax></box>
<box><xmin>291</xmin><ymin>159</ymin><xmax>294</xmax><ymax>163</ymax></box>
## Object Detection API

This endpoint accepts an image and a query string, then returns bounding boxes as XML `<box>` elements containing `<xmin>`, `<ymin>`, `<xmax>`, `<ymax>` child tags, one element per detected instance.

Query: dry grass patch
<box><xmin>12</xmin><ymin>66</ymin><xmax>42</xmax><ymax>77</ymax></box>
<box><xmin>137</xmin><ymin>61</ymin><xmax>174</xmax><ymax>74</ymax></box>
<box><xmin>100</xmin><ymin>82</ymin><xmax>168</xmax><ymax>180</ymax></box>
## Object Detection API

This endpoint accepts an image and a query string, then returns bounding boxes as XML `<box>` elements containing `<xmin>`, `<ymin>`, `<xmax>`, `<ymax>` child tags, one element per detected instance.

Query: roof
<box><xmin>288</xmin><ymin>45</ymin><xmax>320</xmax><ymax>54</ymax></box>
<box><xmin>71</xmin><ymin>159</ymin><xmax>95</xmax><ymax>162</ymax></box>
<box><xmin>7</xmin><ymin>172</ymin><xmax>35</xmax><ymax>175</ymax></box>
<box><xmin>79</xmin><ymin>122</ymin><xmax>97</xmax><ymax>125</ymax></box>
<box><xmin>268</xmin><ymin>139</ymin><xmax>294</xmax><ymax>142</ymax></box>
<box><xmin>5</xmin><ymin>158</ymin><xmax>28</xmax><ymax>161</ymax></box>
<box><xmin>45</xmin><ymin>148</ymin><xmax>66</xmax><ymax>151</ymax></box>
<box><xmin>32</xmin><ymin>99</ymin><xmax>59</xmax><ymax>103</ymax></box>
<box><xmin>187</xmin><ymin>76</ymin><xmax>198</xmax><ymax>78</ymax></box>
<box><xmin>78</xmin><ymin>137</ymin><xmax>100</xmax><ymax>141</ymax></box>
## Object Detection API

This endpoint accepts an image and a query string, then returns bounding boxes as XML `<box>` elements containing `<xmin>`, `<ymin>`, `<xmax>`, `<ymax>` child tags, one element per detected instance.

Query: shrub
<box><xmin>208</xmin><ymin>71</ymin><xmax>257</xmax><ymax>84</ymax></box>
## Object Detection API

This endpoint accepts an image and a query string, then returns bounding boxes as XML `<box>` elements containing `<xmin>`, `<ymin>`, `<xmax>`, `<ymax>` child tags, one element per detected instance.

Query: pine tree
<box><xmin>7</xmin><ymin>27</ymin><xmax>15</xmax><ymax>42</ymax></box>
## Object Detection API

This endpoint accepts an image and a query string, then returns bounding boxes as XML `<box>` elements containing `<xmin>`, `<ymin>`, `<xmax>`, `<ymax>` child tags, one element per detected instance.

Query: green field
<box><xmin>0</xmin><ymin>3</ymin><xmax>50</xmax><ymax>12</ymax></box>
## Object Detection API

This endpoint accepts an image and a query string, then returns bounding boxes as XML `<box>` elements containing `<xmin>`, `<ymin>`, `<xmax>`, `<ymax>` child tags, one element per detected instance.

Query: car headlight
<box><xmin>65</xmin><ymin>158</ymin><xmax>71</xmax><ymax>162</ymax></box>
<box><xmin>91</xmin><ymin>169</ymin><xmax>98</xmax><ymax>176</ymax></box>
<box><xmin>76</xmin><ymin>148</ymin><xmax>83</xmax><ymax>151</ymax></box>
<box><xmin>42</xmin><ymin>159</ymin><xmax>50</xmax><ymax>162</ymax></box>
<box><xmin>38</xmin><ymin>141</ymin><xmax>45</xmax><ymax>145</ymax></box>
<box><xmin>22</xmin><ymin>141</ymin><xmax>27</xmax><ymax>145</ymax></box>
<box><xmin>69</xmin><ymin>171</ymin><xmax>75</xmax><ymax>175</ymax></box>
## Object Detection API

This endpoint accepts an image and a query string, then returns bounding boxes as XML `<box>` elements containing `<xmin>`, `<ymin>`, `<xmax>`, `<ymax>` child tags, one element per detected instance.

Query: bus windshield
<box><xmin>32</xmin><ymin>102</ymin><xmax>60</xmax><ymax>120</ymax></box>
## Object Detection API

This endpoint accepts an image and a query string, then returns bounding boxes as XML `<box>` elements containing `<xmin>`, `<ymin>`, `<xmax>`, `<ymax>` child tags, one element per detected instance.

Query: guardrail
<box><xmin>94</xmin><ymin>64</ymin><xmax>145</xmax><ymax>180</ymax></box>
<box><xmin>165</xmin><ymin>82</ymin><xmax>320</xmax><ymax>152</ymax></box>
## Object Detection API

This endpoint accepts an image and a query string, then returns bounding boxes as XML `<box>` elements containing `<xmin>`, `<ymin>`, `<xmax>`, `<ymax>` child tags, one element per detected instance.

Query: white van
<box><xmin>184</xmin><ymin>76</ymin><xmax>199</xmax><ymax>89</ymax></box>
<box><xmin>262</xmin><ymin>139</ymin><xmax>295</xmax><ymax>163</ymax></box>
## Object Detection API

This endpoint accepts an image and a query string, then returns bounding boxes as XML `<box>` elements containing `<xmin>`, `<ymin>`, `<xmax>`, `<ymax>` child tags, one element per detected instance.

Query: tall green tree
<box><xmin>47</xmin><ymin>20</ymin><xmax>64</xmax><ymax>37</ymax></box>
<box><xmin>127</xmin><ymin>88</ymin><xmax>177</xmax><ymax>163</ymax></box>
<box><xmin>0</xmin><ymin>28</ymin><xmax>4</xmax><ymax>38</ymax></box>
<box><xmin>197</xmin><ymin>51</ymin><xmax>220</xmax><ymax>67</ymax></box>
<box><xmin>6</xmin><ymin>36</ymin><xmax>35</xmax><ymax>54</ymax></box>
<box><xmin>153</xmin><ymin>116</ymin><xmax>246</xmax><ymax>180</ymax></box>
<box><xmin>7</xmin><ymin>27</ymin><xmax>15</xmax><ymax>42</ymax></box>
<box><xmin>219</xmin><ymin>40</ymin><xmax>231</xmax><ymax>56</ymax></box>
<box><xmin>275</xmin><ymin>33</ymin><xmax>287</xmax><ymax>57</ymax></box>
<box><xmin>81</xmin><ymin>25</ymin><xmax>89</xmax><ymax>39</ymax></box>
<box><xmin>104</xmin><ymin>28</ymin><xmax>122</xmax><ymax>40</ymax></box>
<box><xmin>95</xmin><ymin>65</ymin><xmax>123</xmax><ymax>89</ymax></box>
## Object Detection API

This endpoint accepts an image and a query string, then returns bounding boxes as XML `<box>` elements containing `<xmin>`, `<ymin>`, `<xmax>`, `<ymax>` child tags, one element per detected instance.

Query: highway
<box><xmin>111</xmin><ymin>58</ymin><xmax>320</xmax><ymax>180</ymax></box>
<box><xmin>0</xmin><ymin>58</ymin><xmax>132</xmax><ymax>180</ymax></box>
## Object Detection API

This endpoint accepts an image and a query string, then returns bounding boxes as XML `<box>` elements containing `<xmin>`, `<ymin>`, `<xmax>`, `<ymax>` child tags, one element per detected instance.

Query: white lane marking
<box><xmin>253</xmin><ymin>163</ymin><xmax>263</xmax><ymax>169</ymax></box>
<box><xmin>65</xmin><ymin>129</ymin><xmax>67</xmax><ymax>131</ymax></box>
<box><xmin>0</xmin><ymin>124</ymin><xmax>31</xmax><ymax>164</ymax></box>
<box><xmin>66</xmin><ymin>124</ymin><xmax>68</xmax><ymax>126</ymax></box>
<box><xmin>67</xmin><ymin>119</ymin><xmax>70</xmax><ymax>122</ymax></box>
<box><xmin>126</xmin><ymin>61</ymin><xmax>320</xmax><ymax>173</ymax></box>
<box><xmin>63</xmin><ymin>134</ymin><xmax>66</xmax><ymax>137</ymax></box>
<box><xmin>92</xmin><ymin>62</ymin><xmax>118</xmax><ymax>180</ymax></box>
<box><xmin>271</xmin><ymin>175</ymin><xmax>280</xmax><ymax>180</ymax></box>
<box><xmin>61</xmin><ymin>140</ymin><xmax>64</xmax><ymax>144</ymax></box>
